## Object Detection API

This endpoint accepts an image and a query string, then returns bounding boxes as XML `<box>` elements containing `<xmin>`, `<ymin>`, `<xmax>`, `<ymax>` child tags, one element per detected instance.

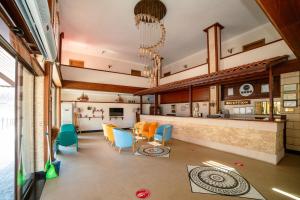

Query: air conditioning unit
<box><xmin>15</xmin><ymin>0</ymin><xmax>57</xmax><ymax>61</ymax></box>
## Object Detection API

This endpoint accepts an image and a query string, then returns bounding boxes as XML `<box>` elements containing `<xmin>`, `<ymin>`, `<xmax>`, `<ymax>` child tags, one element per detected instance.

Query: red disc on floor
<box><xmin>136</xmin><ymin>189</ymin><xmax>151</xmax><ymax>199</ymax></box>
<box><xmin>234</xmin><ymin>161</ymin><xmax>244</xmax><ymax>167</ymax></box>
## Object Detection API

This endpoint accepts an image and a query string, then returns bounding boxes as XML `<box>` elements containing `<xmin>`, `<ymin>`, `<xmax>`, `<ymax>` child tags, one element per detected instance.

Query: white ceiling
<box><xmin>60</xmin><ymin>0</ymin><xmax>268</xmax><ymax>65</ymax></box>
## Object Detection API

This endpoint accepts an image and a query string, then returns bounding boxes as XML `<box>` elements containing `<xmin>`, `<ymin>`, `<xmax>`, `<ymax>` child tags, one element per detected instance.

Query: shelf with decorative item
<box><xmin>109</xmin><ymin>116</ymin><xmax>124</xmax><ymax>120</ymax></box>
<box><xmin>78</xmin><ymin>116</ymin><xmax>104</xmax><ymax>120</ymax></box>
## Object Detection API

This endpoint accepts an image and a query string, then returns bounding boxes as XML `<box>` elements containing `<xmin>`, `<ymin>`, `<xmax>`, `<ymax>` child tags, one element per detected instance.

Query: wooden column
<box><xmin>154</xmin><ymin>94</ymin><xmax>158</xmax><ymax>115</ymax></box>
<box><xmin>269</xmin><ymin>66</ymin><xmax>274</xmax><ymax>121</ymax></box>
<box><xmin>57</xmin><ymin>87</ymin><xmax>61</xmax><ymax>127</ymax></box>
<box><xmin>204</xmin><ymin>23</ymin><xmax>224</xmax><ymax>115</ymax></box>
<box><xmin>189</xmin><ymin>85</ymin><xmax>193</xmax><ymax>117</ymax></box>
<box><xmin>140</xmin><ymin>95</ymin><xmax>143</xmax><ymax>114</ymax></box>
<box><xmin>44</xmin><ymin>62</ymin><xmax>53</xmax><ymax>162</ymax></box>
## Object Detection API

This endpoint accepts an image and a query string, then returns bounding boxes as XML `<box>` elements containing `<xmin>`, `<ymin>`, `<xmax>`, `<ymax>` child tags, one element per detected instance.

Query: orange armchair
<box><xmin>142</xmin><ymin>122</ymin><xmax>158</xmax><ymax>141</ymax></box>
<box><xmin>107</xmin><ymin>124</ymin><xmax>117</xmax><ymax>145</ymax></box>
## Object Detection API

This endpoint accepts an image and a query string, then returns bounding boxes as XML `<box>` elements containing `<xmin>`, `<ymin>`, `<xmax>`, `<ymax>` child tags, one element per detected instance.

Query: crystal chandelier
<box><xmin>134</xmin><ymin>0</ymin><xmax>167</xmax><ymax>87</ymax></box>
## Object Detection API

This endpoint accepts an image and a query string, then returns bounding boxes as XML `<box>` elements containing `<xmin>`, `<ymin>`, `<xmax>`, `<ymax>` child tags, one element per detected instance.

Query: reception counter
<box><xmin>140</xmin><ymin>115</ymin><xmax>285</xmax><ymax>165</ymax></box>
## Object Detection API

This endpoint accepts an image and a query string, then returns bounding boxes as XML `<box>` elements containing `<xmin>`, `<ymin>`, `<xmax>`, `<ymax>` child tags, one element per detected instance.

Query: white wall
<box><xmin>61</xmin><ymin>89</ymin><xmax>152</xmax><ymax>131</ymax></box>
<box><xmin>62</xmin><ymin>50</ymin><xmax>145</xmax><ymax>74</ymax></box>
<box><xmin>160</xmin><ymin>64</ymin><xmax>208</xmax><ymax>85</ymax></box>
<box><xmin>162</xmin><ymin>49</ymin><xmax>207</xmax><ymax>75</ymax></box>
<box><xmin>221</xmin><ymin>23</ymin><xmax>281</xmax><ymax>57</ymax></box>
<box><xmin>160</xmin><ymin>22</ymin><xmax>285</xmax><ymax>77</ymax></box>
<box><xmin>219</xmin><ymin>40</ymin><xmax>295</xmax><ymax>70</ymax></box>
<box><xmin>61</xmin><ymin>65</ymin><xmax>150</xmax><ymax>88</ymax></box>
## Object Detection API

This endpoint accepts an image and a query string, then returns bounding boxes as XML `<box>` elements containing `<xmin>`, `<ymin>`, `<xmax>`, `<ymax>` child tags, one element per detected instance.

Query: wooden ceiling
<box><xmin>134</xmin><ymin>55</ymin><xmax>289</xmax><ymax>95</ymax></box>
<box><xmin>256</xmin><ymin>0</ymin><xmax>300</xmax><ymax>58</ymax></box>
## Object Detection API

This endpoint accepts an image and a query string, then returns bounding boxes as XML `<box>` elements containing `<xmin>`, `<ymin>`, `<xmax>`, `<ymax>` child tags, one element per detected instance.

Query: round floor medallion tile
<box><xmin>189</xmin><ymin>166</ymin><xmax>250</xmax><ymax>196</ymax></box>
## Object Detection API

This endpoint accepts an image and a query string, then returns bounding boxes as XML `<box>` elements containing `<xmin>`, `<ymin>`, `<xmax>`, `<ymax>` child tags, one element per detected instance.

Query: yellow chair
<box><xmin>107</xmin><ymin>124</ymin><xmax>117</xmax><ymax>145</ymax></box>
<box><xmin>102</xmin><ymin>123</ymin><xmax>110</xmax><ymax>140</ymax></box>
<box><xmin>133</xmin><ymin>121</ymin><xmax>145</xmax><ymax>136</ymax></box>
<box><xmin>142</xmin><ymin>122</ymin><xmax>158</xmax><ymax>141</ymax></box>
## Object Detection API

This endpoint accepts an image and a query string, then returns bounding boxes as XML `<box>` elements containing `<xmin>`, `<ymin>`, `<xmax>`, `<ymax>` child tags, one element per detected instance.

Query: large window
<box><xmin>0</xmin><ymin>44</ymin><xmax>16</xmax><ymax>200</ymax></box>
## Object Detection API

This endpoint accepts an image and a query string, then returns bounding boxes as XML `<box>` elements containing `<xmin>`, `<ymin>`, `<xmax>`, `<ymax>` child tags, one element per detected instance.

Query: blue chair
<box><xmin>56</xmin><ymin>124</ymin><xmax>78</xmax><ymax>153</ymax></box>
<box><xmin>60</xmin><ymin>124</ymin><xmax>76</xmax><ymax>133</ymax></box>
<box><xmin>113</xmin><ymin>128</ymin><xmax>134</xmax><ymax>153</ymax></box>
<box><xmin>154</xmin><ymin>125</ymin><xmax>172</xmax><ymax>146</ymax></box>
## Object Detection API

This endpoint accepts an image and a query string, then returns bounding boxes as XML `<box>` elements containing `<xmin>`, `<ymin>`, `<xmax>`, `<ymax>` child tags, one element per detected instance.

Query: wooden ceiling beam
<box><xmin>256</xmin><ymin>0</ymin><xmax>300</xmax><ymax>58</ymax></box>
<box><xmin>62</xmin><ymin>80</ymin><xmax>146</xmax><ymax>94</ymax></box>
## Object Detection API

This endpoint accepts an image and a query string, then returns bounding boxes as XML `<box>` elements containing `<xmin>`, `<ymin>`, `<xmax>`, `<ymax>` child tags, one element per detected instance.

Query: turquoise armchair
<box><xmin>56</xmin><ymin>124</ymin><xmax>78</xmax><ymax>153</ymax></box>
<box><xmin>60</xmin><ymin>124</ymin><xmax>76</xmax><ymax>133</ymax></box>
<box><xmin>113</xmin><ymin>128</ymin><xmax>134</xmax><ymax>153</ymax></box>
<box><xmin>154</xmin><ymin>125</ymin><xmax>172</xmax><ymax>146</ymax></box>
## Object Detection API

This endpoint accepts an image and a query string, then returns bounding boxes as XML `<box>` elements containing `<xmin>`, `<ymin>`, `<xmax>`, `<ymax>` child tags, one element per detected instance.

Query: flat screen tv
<box><xmin>109</xmin><ymin>108</ymin><xmax>124</xmax><ymax>116</ymax></box>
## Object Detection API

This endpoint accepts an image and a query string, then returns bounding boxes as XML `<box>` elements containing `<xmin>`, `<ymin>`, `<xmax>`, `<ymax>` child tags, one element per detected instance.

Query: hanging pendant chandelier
<box><xmin>134</xmin><ymin>0</ymin><xmax>167</xmax><ymax>87</ymax></box>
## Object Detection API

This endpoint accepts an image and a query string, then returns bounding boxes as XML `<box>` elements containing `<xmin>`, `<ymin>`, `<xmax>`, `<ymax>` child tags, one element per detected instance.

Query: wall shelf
<box><xmin>109</xmin><ymin>116</ymin><xmax>124</xmax><ymax>120</ymax></box>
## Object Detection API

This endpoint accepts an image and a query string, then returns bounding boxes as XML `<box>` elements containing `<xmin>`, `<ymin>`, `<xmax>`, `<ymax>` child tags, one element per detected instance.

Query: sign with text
<box><xmin>225</xmin><ymin>100</ymin><xmax>251</xmax><ymax>105</ymax></box>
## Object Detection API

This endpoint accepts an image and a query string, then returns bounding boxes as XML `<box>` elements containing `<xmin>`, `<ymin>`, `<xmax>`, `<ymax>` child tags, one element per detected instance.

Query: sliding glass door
<box><xmin>0</xmin><ymin>43</ymin><xmax>16</xmax><ymax>200</ymax></box>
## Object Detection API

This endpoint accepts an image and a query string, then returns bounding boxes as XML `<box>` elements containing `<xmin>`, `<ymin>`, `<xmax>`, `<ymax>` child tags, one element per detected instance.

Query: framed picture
<box><xmin>228</xmin><ymin>88</ymin><xmax>234</xmax><ymax>96</ymax></box>
<box><xmin>283</xmin><ymin>93</ymin><xmax>297</xmax><ymax>100</ymax></box>
<box><xmin>261</xmin><ymin>84</ymin><xmax>269</xmax><ymax>93</ymax></box>
<box><xmin>283</xmin><ymin>100</ymin><xmax>297</xmax><ymax>108</ymax></box>
<box><xmin>283</xmin><ymin>84</ymin><xmax>297</xmax><ymax>92</ymax></box>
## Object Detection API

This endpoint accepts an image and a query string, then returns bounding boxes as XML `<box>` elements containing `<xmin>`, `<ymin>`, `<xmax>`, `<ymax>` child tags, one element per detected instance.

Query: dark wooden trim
<box><xmin>189</xmin><ymin>86</ymin><xmax>193</xmax><ymax>116</ymax></box>
<box><xmin>57</xmin><ymin>88</ymin><xmax>61</xmax><ymax>127</ymax></box>
<box><xmin>214</xmin><ymin>25</ymin><xmax>219</xmax><ymax>72</ymax></box>
<box><xmin>206</xmin><ymin>30</ymin><xmax>210</xmax><ymax>74</ymax></box>
<box><xmin>256</xmin><ymin>0</ymin><xmax>300</xmax><ymax>58</ymax></box>
<box><xmin>62</xmin><ymin>80</ymin><xmax>146</xmax><ymax>94</ymax></box>
<box><xmin>243</xmin><ymin>38</ymin><xmax>265</xmax><ymax>51</ymax></box>
<box><xmin>61</xmin><ymin>64</ymin><xmax>148</xmax><ymax>78</ymax></box>
<box><xmin>269</xmin><ymin>67</ymin><xmax>274</xmax><ymax>121</ymax></box>
<box><xmin>203</xmin><ymin>22</ymin><xmax>224</xmax><ymax>32</ymax></box>
<box><xmin>273</xmin><ymin>59</ymin><xmax>300</xmax><ymax>75</ymax></box>
<box><xmin>58</xmin><ymin>32</ymin><xmax>64</xmax><ymax>63</ymax></box>
<box><xmin>221</xmin><ymin>39</ymin><xmax>283</xmax><ymax>59</ymax></box>
<box><xmin>44</xmin><ymin>62</ymin><xmax>52</xmax><ymax>163</ymax></box>
<box><xmin>161</xmin><ymin>63</ymin><xmax>207</xmax><ymax>78</ymax></box>
<box><xmin>140</xmin><ymin>96</ymin><xmax>143</xmax><ymax>114</ymax></box>
<box><xmin>154</xmin><ymin>94</ymin><xmax>158</xmax><ymax>115</ymax></box>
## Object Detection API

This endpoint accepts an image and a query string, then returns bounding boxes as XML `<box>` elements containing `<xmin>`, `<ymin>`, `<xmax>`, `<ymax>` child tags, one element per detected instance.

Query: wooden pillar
<box><xmin>57</xmin><ymin>87</ymin><xmax>61</xmax><ymax>127</ymax></box>
<box><xmin>269</xmin><ymin>67</ymin><xmax>274</xmax><ymax>121</ymax></box>
<box><xmin>154</xmin><ymin>94</ymin><xmax>158</xmax><ymax>115</ymax></box>
<box><xmin>44</xmin><ymin>62</ymin><xmax>52</xmax><ymax>162</ymax></box>
<box><xmin>204</xmin><ymin>23</ymin><xmax>223</xmax><ymax>115</ymax></box>
<box><xmin>140</xmin><ymin>95</ymin><xmax>143</xmax><ymax>114</ymax></box>
<box><xmin>189</xmin><ymin>85</ymin><xmax>193</xmax><ymax>117</ymax></box>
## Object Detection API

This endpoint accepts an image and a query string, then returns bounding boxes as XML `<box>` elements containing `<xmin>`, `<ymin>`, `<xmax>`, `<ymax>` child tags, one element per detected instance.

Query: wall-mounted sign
<box><xmin>239</xmin><ymin>84</ymin><xmax>254</xmax><ymax>96</ymax></box>
<box><xmin>261</xmin><ymin>84</ymin><xmax>269</xmax><ymax>93</ymax></box>
<box><xmin>283</xmin><ymin>84</ymin><xmax>297</xmax><ymax>92</ymax></box>
<box><xmin>228</xmin><ymin>88</ymin><xmax>234</xmax><ymax>96</ymax></box>
<box><xmin>225</xmin><ymin>100</ymin><xmax>251</xmax><ymax>105</ymax></box>
<box><xmin>283</xmin><ymin>100</ymin><xmax>297</xmax><ymax>108</ymax></box>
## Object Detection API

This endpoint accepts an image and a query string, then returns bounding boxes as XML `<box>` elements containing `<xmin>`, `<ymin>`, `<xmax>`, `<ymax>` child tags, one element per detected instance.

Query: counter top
<box><xmin>140</xmin><ymin>114</ymin><xmax>286</xmax><ymax>123</ymax></box>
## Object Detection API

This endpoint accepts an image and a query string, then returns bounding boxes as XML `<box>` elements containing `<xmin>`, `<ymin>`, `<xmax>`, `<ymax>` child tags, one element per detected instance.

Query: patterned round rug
<box><xmin>189</xmin><ymin>166</ymin><xmax>250</xmax><ymax>196</ymax></box>
<box><xmin>137</xmin><ymin>145</ymin><xmax>170</xmax><ymax>157</ymax></box>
